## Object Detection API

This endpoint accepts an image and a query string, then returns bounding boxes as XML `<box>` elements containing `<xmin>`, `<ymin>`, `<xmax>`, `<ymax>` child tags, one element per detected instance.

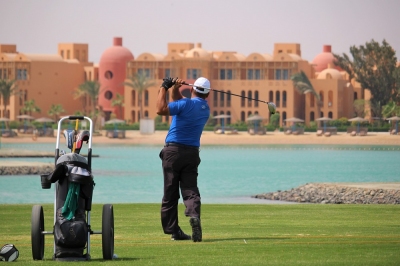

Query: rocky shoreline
<box><xmin>253</xmin><ymin>183</ymin><xmax>400</xmax><ymax>204</ymax></box>
<box><xmin>0</xmin><ymin>165</ymin><xmax>53</xmax><ymax>175</ymax></box>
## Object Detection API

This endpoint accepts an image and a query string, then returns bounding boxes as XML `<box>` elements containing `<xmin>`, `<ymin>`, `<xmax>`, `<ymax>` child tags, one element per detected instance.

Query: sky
<box><xmin>1</xmin><ymin>0</ymin><xmax>399</xmax><ymax>64</ymax></box>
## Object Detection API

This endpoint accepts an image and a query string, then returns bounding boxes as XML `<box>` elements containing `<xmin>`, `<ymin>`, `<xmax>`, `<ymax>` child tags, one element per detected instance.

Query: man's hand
<box><xmin>161</xmin><ymin>77</ymin><xmax>177</xmax><ymax>91</ymax></box>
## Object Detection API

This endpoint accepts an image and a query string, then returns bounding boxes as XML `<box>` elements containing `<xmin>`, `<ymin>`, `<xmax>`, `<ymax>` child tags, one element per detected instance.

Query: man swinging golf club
<box><xmin>156</xmin><ymin>76</ymin><xmax>210</xmax><ymax>242</ymax></box>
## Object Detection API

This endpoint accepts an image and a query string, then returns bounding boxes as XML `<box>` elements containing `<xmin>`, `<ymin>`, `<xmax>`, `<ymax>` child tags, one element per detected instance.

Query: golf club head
<box><xmin>63</xmin><ymin>129</ymin><xmax>75</xmax><ymax>150</ymax></box>
<box><xmin>268</xmin><ymin>102</ymin><xmax>276</xmax><ymax>114</ymax></box>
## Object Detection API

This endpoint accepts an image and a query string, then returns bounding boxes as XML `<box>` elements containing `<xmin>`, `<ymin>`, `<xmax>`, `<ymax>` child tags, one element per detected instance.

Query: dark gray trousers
<box><xmin>159</xmin><ymin>144</ymin><xmax>201</xmax><ymax>234</ymax></box>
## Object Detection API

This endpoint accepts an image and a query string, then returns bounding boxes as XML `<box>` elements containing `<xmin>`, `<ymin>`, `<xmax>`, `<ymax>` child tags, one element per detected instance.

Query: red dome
<box><xmin>99</xmin><ymin>37</ymin><xmax>134</xmax><ymax>63</ymax></box>
<box><xmin>311</xmin><ymin>45</ymin><xmax>341</xmax><ymax>72</ymax></box>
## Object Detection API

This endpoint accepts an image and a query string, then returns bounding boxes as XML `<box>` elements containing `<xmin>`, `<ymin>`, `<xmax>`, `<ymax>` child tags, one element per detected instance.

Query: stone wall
<box><xmin>253</xmin><ymin>183</ymin><xmax>400</xmax><ymax>204</ymax></box>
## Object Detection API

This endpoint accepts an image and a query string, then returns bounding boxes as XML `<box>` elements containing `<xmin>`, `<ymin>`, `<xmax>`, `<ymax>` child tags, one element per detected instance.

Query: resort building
<box><xmin>0</xmin><ymin>37</ymin><xmax>366</xmax><ymax>127</ymax></box>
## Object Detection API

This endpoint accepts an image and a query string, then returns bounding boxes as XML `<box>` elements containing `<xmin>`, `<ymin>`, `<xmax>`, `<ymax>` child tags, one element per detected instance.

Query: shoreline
<box><xmin>1</xmin><ymin>130</ymin><xmax>400</xmax><ymax>146</ymax></box>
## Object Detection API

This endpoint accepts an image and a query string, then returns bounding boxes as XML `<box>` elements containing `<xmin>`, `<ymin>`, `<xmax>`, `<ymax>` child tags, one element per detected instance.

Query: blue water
<box><xmin>1</xmin><ymin>143</ymin><xmax>399</xmax><ymax>204</ymax></box>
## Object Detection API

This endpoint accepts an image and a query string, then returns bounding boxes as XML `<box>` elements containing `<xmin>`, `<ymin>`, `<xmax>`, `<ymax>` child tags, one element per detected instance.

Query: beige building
<box><xmin>124</xmin><ymin>42</ymin><xmax>357</xmax><ymax>126</ymax></box>
<box><xmin>0</xmin><ymin>43</ymin><xmax>97</xmax><ymax>120</ymax></box>
<box><xmin>0</xmin><ymin>40</ymin><xmax>363</xmax><ymax>127</ymax></box>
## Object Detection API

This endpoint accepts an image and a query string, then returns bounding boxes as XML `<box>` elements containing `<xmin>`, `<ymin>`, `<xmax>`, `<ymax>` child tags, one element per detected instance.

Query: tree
<box><xmin>353</xmin><ymin>99</ymin><xmax>368</xmax><ymax>117</ymax></box>
<box><xmin>290</xmin><ymin>71</ymin><xmax>321</xmax><ymax>122</ymax></box>
<box><xmin>382</xmin><ymin>101</ymin><xmax>400</xmax><ymax>118</ymax></box>
<box><xmin>111</xmin><ymin>93</ymin><xmax>124</xmax><ymax>119</ymax></box>
<box><xmin>123</xmin><ymin>73</ymin><xmax>155</xmax><ymax>121</ymax></box>
<box><xmin>73</xmin><ymin>86</ymin><xmax>88</xmax><ymax>115</ymax></box>
<box><xmin>48</xmin><ymin>104</ymin><xmax>65</xmax><ymax>121</ymax></box>
<box><xmin>22</xmin><ymin>99</ymin><xmax>41</xmax><ymax>116</ymax></box>
<box><xmin>0</xmin><ymin>79</ymin><xmax>20</xmax><ymax>117</ymax></box>
<box><xmin>333</xmin><ymin>39</ymin><xmax>400</xmax><ymax>116</ymax></box>
<box><xmin>77</xmin><ymin>81</ymin><xmax>101</xmax><ymax>127</ymax></box>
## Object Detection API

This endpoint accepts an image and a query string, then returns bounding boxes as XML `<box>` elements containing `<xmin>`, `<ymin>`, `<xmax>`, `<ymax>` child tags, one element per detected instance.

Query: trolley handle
<box><xmin>68</xmin><ymin>116</ymin><xmax>85</xmax><ymax>120</ymax></box>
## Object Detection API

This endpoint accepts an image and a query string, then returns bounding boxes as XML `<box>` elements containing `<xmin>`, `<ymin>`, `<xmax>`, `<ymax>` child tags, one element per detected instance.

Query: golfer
<box><xmin>156</xmin><ymin>76</ymin><xmax>210</xmax><ymax>242</ymax></box>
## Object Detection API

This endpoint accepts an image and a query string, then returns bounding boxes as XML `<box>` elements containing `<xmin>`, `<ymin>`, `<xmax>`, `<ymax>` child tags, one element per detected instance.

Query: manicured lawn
<box><xmin>1</xmin><ymin>203</ymin><xmax>400</xmax><ymax>265</ymax></box>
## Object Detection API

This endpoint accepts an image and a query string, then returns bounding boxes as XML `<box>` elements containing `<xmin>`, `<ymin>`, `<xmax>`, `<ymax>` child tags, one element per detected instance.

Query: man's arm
<box><xmin>156</xmin><ymin>86</ymin><xmax>169</xmax><ymax>116</ymax></box>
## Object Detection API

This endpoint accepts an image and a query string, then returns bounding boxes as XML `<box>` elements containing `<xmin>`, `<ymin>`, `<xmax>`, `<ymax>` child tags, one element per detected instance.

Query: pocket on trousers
<box><xmin>159</xmin><ymin>149</ymin><xmax>164</xmax><ymax>160</ymax></box>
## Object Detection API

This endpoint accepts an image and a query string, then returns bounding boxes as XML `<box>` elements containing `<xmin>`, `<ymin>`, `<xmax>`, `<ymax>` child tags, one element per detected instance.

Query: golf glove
<box><xmin>161</xmin><ymin>77</ymin><xmax>176</xmax><ymax>91</ymax></box>
<box><xmin>268</xmin><ymin>102</ymin><xmax>276</xmax><ymax>114</ymax></box>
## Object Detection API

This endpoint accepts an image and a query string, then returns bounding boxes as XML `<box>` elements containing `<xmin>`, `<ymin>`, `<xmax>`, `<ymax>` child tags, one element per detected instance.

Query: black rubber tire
<box><xmin>31</xmin><ymin>205</ymin><xmax>45</xmax><ymax>260</ymax></box>
<box><xmin>102</xmin><ymin>204</ymin><xmax>114</xmax><ymax>260</ymax></box>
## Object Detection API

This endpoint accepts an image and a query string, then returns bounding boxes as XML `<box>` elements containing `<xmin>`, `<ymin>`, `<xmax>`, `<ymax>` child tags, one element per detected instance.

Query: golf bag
<box><xmin>41</xmin><ymin>153</ymin><xmax>94</xmax><ymax>258</ymax></box>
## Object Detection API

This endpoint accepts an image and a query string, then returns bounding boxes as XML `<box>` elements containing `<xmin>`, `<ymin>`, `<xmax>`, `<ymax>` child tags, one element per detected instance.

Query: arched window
<box><xmin>247</xmin><ymin>91</ymin><xmax>252</xmax><ymax>107</ymax></box>
<box><xmin>328</xmin><ymin>112</ymin><xmax>333</xmax><ymax>119</ymax></box>
<box><xmin>283</xmin><ymin>91</ymin><xmax>287</xmax><ymax>107</ymax></box>
<box><xmin>269</xmin><ymin>91</ymin><xmax>274</xmax><ymax>103</ymax></box>
<box><xmin>144</xmin><ymin>110</ymin><xmax>149</xmax><ymax>118</ymax></box>
<box><xmin>328</xmin><ymin>90</ymin><xmax>333</xmax><ymax>107</ymax></box>
<box><xmin>213</xmin><ymin>91</ymin><xmax>218</xmax><ymax>107</ymax></box>
<box><xmin>310</xmin><ymin>111</ymin><xmax>315</xmax><ymax>122</ymax></box>
<box><xmin>354</xmin><ymin>92</ymin><xmax>358</xmax><ymax>100</ymax></box>
<box><xmin>282</xmin><ymin>111</ymin><xmax>286</xmax><ymax>126</ymax></box>
<box><xmin>227</xmin><ymin>111</ymin><xmax>231</xmax><ymax>125</ymax></box>
<box><xmin>241</xmin><ymin>111</ymin><xmax>245</xmax><ymax>121</ymax></box>
<box><xmin>144</xmin><ymin>90</ymin><xmax>149</xmax><ymax>106</ymax></box>
<box><xmin>275</xmin><ymin>91</ymin><xmax>280</xmax><ymax>107</ymax></box>
<box><xmin>254</xmin><ymin>91</ymin><xmax>259</xmax><ymax>107</ymax></box>
<box><xmin>241</xmin><ymin>91</ymin><xmax>245</xmax><ymax>107</ymax></box>
<box><xmin>220</xmin><ymin>90</ymin><xmax>225</xmax><ymax>107</ymax></box>
<box><xmin>227</xmin><ymin>90</ymin><xmax>231</xmax><ymax>107</ymax></box>
<box><xmin>247</xmin><ymin>111</ymin><xmax>252</xmax><ymax>118</ymax></box>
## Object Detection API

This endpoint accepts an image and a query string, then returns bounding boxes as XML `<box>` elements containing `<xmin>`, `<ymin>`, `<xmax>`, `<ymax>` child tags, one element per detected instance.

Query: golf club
<box><xmin>182</xmin><ymin>82</ymin><xmax>277</xmax><ymax>114</ymax></box>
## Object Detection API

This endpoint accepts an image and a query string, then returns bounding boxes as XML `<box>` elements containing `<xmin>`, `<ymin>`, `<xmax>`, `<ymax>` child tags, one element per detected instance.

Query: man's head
<box><xmin>192</xmin><ymin>77</ymin><xmax>210</xmax><ymax>99</ymax></box>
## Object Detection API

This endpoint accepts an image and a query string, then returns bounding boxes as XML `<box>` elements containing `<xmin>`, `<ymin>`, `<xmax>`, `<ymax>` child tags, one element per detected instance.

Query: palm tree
<box><xmin>48</xmin><ymin>104</ymin><xmax>65</xmax><ymax>121</ymax></box>
<box><xmin>0</xmin><ymin>79</ymin><xmax>20</xmax><ymax>117</ymax></box>
<box><xmin>22</xmin><ymin>99</ymin><xmax>41</xmax><ymax>116</ymax></box>
<box><xmin>291</xmin><ymin>71</ymin><xmax>321</xmax><ymax>123</ymax></box>
<box><xmin>111</xmin><ymin>93</ymin><xmax>124</xmax><ymax>119</ymax></box>
<box><xmin>78</xmin><ymin>81</ymin><xmax>101</xmax><ymax>127</ymax></box>
<box><xmin>382</xmin><ymin>101</ymin><xmax>400</xmax><ymax>118</ymax></box>
<box><xmin>123</xmin><ymin>73</ymin><xmax>155</xmax><ymax>121</ymax></box>
<box><xmin>73</xmin><ymin>87</ymin><xmax>88</xmax><ymax>115</ymax></box>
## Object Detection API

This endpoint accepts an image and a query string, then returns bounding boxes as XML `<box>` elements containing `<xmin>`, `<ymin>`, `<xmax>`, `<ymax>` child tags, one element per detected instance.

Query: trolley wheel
<box><xmin>102</xmin><ymin>204</ymin><xmax>114</xmax><ymax>260</ymax></box>
<box><xmin>31</xmin><ymin>205</ymin><xmax>45</xmax><ymax>260</ymax></box>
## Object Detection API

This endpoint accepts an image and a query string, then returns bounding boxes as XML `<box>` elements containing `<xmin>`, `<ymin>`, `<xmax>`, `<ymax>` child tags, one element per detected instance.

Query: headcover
<box><xmin>0</xmin><ymin>244</ymin><xmax>19</xmax><ymax>262</ymax></box>
<box><xmin>193</xmin><ymin>77</ymin><xmax>211</xmax><ymax>94</ymax></box>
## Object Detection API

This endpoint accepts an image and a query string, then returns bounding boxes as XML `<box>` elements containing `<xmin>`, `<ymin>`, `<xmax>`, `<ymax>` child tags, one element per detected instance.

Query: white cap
<box><xmin>193</xmin><ymin>77</ymin><xmax>211</xmax><ymax>94</ymax></box>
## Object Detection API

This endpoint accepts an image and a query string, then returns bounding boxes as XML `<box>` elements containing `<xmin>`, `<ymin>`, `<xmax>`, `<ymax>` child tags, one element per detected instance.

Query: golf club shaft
<box><xmin>182</xmin><ymin>82</ymin><xmax>270</xmax><ymax>104</ymax></box>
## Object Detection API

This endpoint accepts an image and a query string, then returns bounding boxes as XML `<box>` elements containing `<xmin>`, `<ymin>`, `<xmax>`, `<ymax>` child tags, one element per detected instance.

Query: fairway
<box><xmin>1</xmin><ymin>204</ymin><xmax>399</xmax><ymax>265</ymax></box>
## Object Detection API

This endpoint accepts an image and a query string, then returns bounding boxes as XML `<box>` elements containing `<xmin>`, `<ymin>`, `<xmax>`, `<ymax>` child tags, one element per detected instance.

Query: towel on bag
<box><xmin>62</xmin><ymin>183</ymin><xmax>80</xmax><ymax>220</ymax></box>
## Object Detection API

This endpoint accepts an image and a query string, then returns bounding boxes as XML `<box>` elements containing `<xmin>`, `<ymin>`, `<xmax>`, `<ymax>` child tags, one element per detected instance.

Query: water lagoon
<box><xmin>1</xmin><ymin>143</ymin><xmax>399</xmax><ymax>204</ymax></box>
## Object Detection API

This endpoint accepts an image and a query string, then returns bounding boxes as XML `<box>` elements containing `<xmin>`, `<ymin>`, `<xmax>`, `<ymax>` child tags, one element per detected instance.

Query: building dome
<box><xmin>312</xmin><ymin>45</ymin><xmax>340</xmax><ymax>72</ymax></box>
<box><xmin>184</xmin><ymin>43</ymin><xmax>211</xmax><ymax>59</ymax></box>
<box><xmin>317</xmin><ymin>67</ymin><xmax>343</xmax><ymax>80</ymax></box>
<box><xmin>99</xmin><ymin>37</ymin><xmax>134</xmax><ymax>63</ymax></box>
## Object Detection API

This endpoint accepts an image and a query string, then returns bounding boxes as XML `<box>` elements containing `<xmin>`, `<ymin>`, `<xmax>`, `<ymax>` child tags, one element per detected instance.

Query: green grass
<box><xmin>1</xmin><ymin>204</ymin><xmax>400</xmax><ymax>265</ymax></box>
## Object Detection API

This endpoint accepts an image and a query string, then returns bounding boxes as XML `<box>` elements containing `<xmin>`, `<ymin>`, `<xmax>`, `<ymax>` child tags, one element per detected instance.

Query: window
<box><xmin>328</xmin><ymin>112</ymin><xmax>333</xmax><ymax>119</ymax></box>
<box><xmin>165</xmin><ymin>69</ymin><xmax>171</xmax><ymax>78</ymax></box>
<box><xmin>255</xmin><ymin>91</ymin><xmax>259</xmax><ymax>107</ymax></box>
<box><xmin>138</xmin><ymin>68</ymin><xmax>151</xmax><ymax>78</ymax></box>
<box><xmin>283</xmin><ymin>69</ymin><xmax>289</xmax><ymax>80</ymax></box>
<box><xmin>275</xmin><ymin>91</ymin><xmax>280</xmax><ymax>107</ymax></box>
<box><xmin>269</xmin><ymin>91</ymin><xmax>274</xmax><ymax>103</ymax></box>
<box><xmin>320</xmin><ymin>91</ymin><xmax>324</xmax><ymax>107</ymax></box>
<box><xmin>247</xmin><ymin>69</ymin><xmax>261</xmax><ymax>80</ymax></box>
<box><xmin>247</xmin><ymin>91</ymin><xmax>252</xmax><ymax>107</ymax></box>
<box><xmin>282</xmin><ymin>91</ymin><xmax>287</xmax><ymax>107</ymax></box>
<box><xmin>213</xmin><ymin>91</ymin><xmax>218</xmax><ymax>107</ymax></box>
<box><xmin>131</xmin><ymin>90</ymin><xmax>136</xmax><ymax>106</ymax></box>
<box><xmin>104</xmin><ymin>90</ymin><xmax>113</xmax><ymax>100</ymax></box>
<box><xmin>241</xmin><ymin>111</ymin><xmax>245</xmax><ymax>122</ymax></box>
<box><xmin>220</xmin><ymin>69</ymin><xmax>233</xmax><ymax>80</ymax></box>
<box><xmin>144</xmin><ymin>90</ymin><xmax>149</xmax><ymax>106</ymax></box>
<box><xmin>187</xmin><ymin>69</ymin><xmax>201</xmax><ymax>79</ymax></box>
<box><xmin>144</xmin><ymin>111</ymin><xmax>149</xmax><ymax>118</ymax></box>
<box><xmin>220</xmin><ymin>91</ymin><xmax>224</xmax><ymax>107</ymax></box>
<box><xmin>310</xmin><ymin>93</ymin><xmax>315</xmax><ymax>107</ymax></box>
<box><xmin>227</xmin><ymin>91</ymin><xmax>231</xmax><ymax>107</ymax></box>
<box><xmin>241</xmin><ymin>91</ymin><xmax>245</xmax><ymax>107</ymax></box>
<box><xmin>310</xmin><ymin>111</ymin><xmax>315</xmax><ymax>122</ymax></box>
<box><xmin>105</xmin><ymin>71</ymin><xmax>113</xmax><ymax>80</ymax></box>
<box><xmin>328</xmin><ymin>91</ymin><xmax>333</xmax><ymax>107</ymax></box>
<box><xmin>275</xmin><ymin>69</ymin><xmax>281</xmax><ymax>80</ymax></box>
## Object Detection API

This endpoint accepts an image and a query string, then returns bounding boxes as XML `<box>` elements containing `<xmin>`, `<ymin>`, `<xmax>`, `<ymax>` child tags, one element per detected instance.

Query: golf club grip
<box><xmin>68</xmin><ymin>116</ymin><xmax>84</xmax><ymax>120</ymax></box>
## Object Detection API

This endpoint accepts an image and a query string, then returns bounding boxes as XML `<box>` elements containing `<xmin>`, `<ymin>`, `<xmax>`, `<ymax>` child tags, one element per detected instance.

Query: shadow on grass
<box><xmin>203</xmin><ymin>236</ymin><xmax>291</xmax><ymax>243</ymax></box>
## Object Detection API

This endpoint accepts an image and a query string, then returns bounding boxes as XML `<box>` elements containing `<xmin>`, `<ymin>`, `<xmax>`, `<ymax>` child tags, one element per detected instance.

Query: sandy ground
<box><xmin>1</xmin><ymin>130</ymin><xmax>400</xmax><ymax>146</ymax></box>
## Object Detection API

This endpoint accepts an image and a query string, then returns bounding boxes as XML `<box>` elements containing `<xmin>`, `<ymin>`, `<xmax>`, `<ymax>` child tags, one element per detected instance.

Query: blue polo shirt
<box><xmin>165</xmin><ymin>97</ymin><xmax>210</xmax><ymax>147</ymax></box>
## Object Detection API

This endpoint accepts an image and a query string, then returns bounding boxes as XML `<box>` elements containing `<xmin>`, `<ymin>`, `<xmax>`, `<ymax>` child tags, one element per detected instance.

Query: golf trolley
<box><xmin>31</xmin><ymin>116</ymin><xmax>114</xmax><ymax>261</ymax></box>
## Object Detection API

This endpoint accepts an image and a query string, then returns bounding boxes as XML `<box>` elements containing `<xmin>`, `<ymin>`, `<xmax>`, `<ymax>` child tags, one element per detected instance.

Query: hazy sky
<box><xmin>1</xmin><ymin>0</ymin><xmax>399</xmax><ymax>63</ymax></box>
